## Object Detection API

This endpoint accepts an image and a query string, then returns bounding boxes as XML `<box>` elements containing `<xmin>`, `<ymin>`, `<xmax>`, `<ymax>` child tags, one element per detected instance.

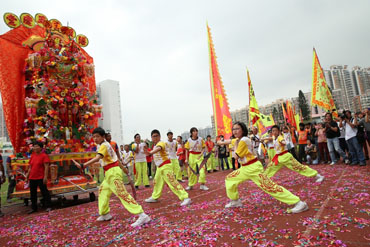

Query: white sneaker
<box><xmin>225</xmin><ymin>199</ymin><xmax>243</xmax><ymax>208</ymax></box>
<box><xmin>185</xmin><ymin>186</ymin><xmax>193</xmax><ymax>191</ymax></box>
<box><xmin>131</xmin><ymin>213</ymin><xmax>151</xmax><ymax>227</ymax></box>
<box><xmin>344</xmin><ymin>159</ymin><xmax>350</xmax><ymax>164</ymax></box>
<box><xmin>315</xmin><ymin>174</ymin><xmax>324</xmax><ymax>183</ymax></box>
<box><xmin>200</xmin><ymin>185</ymin><xmax>209</xmax><ymax>191</ymax></box>
<box><xmin>330</xmin><ymin>162</ymin><xmax>335</xmax><ymax>166</ymax></box>
<box><xmin>145</xmin><ymin>197</ymin><xmax>157</xmax><ymax>203</ymax></box>
<box><xmin>96</xmin><ymin>213</ymin><xmax>113</xmax><ymax>221</ymax></box>
<box><xmin>291</xmin><ymin>201</ymin><xmax>308</xmax><ymax>214</ymax></box>
<box><xmin>180</xmin><ymin>198</ymin><xmax>192</xmax><ymax>206</ymax></box>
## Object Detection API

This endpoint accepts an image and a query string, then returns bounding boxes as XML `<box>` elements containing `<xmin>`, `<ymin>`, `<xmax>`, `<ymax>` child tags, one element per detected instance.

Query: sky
<box><xmin>1</xmin><ymin>0</ymin><xmax>370</xmax><ymax>143</ymax></box>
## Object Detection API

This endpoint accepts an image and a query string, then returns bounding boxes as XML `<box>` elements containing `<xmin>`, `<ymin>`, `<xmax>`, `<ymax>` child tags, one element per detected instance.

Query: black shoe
<box><xmin>0</xmin><ymin>211</ymin><xmax>4</xmax><ymax>217</ymax></box>
<box><xmin>135</xmin><ymin>186</ymin><xmax>139</xmax><ymax>189</ymax></box>
<box><xmin>145</xmin><ymin>185</ymin><xmax>150</xmax><ymax>188</ymax></box>
<box><xmin>213</xmin><ymin>170</ymin><xmax>218</xmax><ymax>172</ymax></box>
<box><xmin>365</xmin><ymin>157</ymin><xmax>369</xmax><ymax>160</ymax></box>
<box><xmin>360</xmin><ymin>162</ymin><xmax>366</xmax><ymax>166</ymax></box>
<box><xmin>28</xmin><ymin>209</ymin><xmax>37</xmax><ymax>214</ymax></box>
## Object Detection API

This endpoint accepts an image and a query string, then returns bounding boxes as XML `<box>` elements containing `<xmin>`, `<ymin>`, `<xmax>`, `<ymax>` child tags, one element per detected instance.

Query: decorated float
<box><xmin>0</xmin><ymin>12</ymin><xmax>102</xmax><ymax>203</ymax></box>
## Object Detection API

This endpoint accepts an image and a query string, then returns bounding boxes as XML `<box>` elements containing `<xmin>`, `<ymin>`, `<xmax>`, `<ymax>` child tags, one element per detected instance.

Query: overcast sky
<box><xmin>1</xmin><ymin>0</ymin><xmax>370</xmax><ymax>143</ymax></box>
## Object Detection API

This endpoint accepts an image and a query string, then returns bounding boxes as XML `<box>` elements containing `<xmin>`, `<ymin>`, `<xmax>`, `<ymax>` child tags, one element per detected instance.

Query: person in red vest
<box><xmin>297</xmin><ymin>123</ymin><xmax>310</xmax><ymax>163</ymax></box>
<box><xmin>205</xmin><ymin>135</ymin><xmax>216</xmax><ymax>173</ymax></box>
<box><xmin>25</xmin><ymin>142</ymin><xmax>52</xmax><ymax>214</ymax></box>
<box><xmin>176</xmin><ymin>136</ymin><xmax>187</xmax><ymax>179</ymax></box>
<box><xmin>145</xmin><ymin>141</ymin><xmax>153</xmax><ymax>179</ymax></box>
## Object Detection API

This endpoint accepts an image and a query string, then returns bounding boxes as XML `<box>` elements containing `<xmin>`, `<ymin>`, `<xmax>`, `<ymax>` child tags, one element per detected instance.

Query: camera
<box><xmin>340</xmin><ymin>110</ymin><xmax>348</xmax><ymax>119</ymax></box>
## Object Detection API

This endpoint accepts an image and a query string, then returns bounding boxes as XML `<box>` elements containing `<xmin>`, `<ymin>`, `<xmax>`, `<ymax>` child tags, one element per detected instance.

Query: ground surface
<box><xmin>0</xmin><ymin>162</ymin><xmax>369</xmax><ymax>246</ymax></box>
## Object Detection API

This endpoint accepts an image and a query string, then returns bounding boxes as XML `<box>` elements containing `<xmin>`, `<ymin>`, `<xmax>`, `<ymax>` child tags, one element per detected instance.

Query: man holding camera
<box><xmin>339</xmin><ymin>111</ymin><xmax>366</xmax><ymax>166</ymax></box>
<box><xmin>324</xmin><ymin>112</ymin><xmax>349</xmax><ymax>165</ymax></box>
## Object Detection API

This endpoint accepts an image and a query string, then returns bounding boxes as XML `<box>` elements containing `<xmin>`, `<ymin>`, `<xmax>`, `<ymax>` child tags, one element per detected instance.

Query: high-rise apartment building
<box><xmin>97</xmin><ymin>80</ymin><xmax>124</xmax><ymax>144</ymax></box>
<box><xmin>324</xmin><ymin>65</ymin><xmax>370</xmax><ymax>112</ymax></box>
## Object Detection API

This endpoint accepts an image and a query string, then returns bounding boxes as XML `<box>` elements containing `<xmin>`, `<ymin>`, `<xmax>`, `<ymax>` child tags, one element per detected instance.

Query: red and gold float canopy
<box><xmin>3</xmin><ymin>12</ymin><xmax>89</xmax><ymax>47</ymax></box>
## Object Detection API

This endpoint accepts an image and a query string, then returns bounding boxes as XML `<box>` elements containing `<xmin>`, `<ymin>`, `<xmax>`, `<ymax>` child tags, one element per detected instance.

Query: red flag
<box><xmin>207</xmin><ymin>24</ymin><xmax>232</xmax><ymax>138</ymax></box>
<box><xmin>281</xmin><ymin>103</ymin><xmax>288</xmax><ymax>124</ymax></box>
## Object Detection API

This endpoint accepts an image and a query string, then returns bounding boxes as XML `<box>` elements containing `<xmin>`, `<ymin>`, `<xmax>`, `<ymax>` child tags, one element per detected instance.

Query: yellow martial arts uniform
<box><xmin>98</xmin><ymin>141</ymin><xmax>143</xmax><ymax>215</ymax></box>
<box><xmin>267</xmin><ymin>140</ymin><xmax>276</xmax><ymax>162</ymax></box>
<box><xmin>205</xmin><ymin>140</ymin><xmax>216</xmax><ymax>171</ymax></box>
<box><xmin>166</xmin><ymin>140</ymin><xmax>182</xmax><ymax>180</ymax></box>
<box><xmin>225</xmin><ymin>137</ymin><xmax>300</xmax><ymax>205</ymax></box>
<box><xmin>132</xmin><ymin>143</ymin><xmax>149</xmax><ymax>187</ymax></box>
<box><xmin>206</xmin><ymin>153</ymin><xmax>215</xmax><ymax>171</ymax></box>
<box><xmin>121</xmin><ymin>150</ymin><xmax>134</xmax><ymax>181</ymax></box>
<box><xmin>264</xmin><ymin>135</ymin><xmax>318</xmax><ymax>178</ymax></box>
<box><xmin>151</xmin><ymin>142</ymin><xmax>188</xmax><ymax>201</ymax></box>
<box><xmin>185</xmin><ymin>137</ymin><xmax>206</xmax><ymax>187</ymax></box>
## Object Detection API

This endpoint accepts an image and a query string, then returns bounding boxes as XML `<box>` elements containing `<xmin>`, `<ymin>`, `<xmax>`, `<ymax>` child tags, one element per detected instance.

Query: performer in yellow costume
<box><xmin>185</xmin><ymin>127</ymin><xmax>209</xmax><ymax>191</ymax></box>
<box><xmin>205</xmin><ymin>135</ymin><xmax>216</xmax><ymax>172</ymax></box>
<box><xmin>81</xmin><ymin>127</ymin><xmax>150</xmax><ymax>227</ymax></box>
<box><xmin>166</xmin><ymin>131</ymin><xmax>183</xmax><ymax>182</ymax></box>
<box><xmin>221</xmin><ymin>122</ymin><xmax>309</xmax><ymax>213</ymax></box>
<box><xmin>266</xmin><ymin>130</ymin><xmax>276</xmax><ymax>163</ymax></box>
<box><xmin>262</xmin><ymin>125</ymin><xmax>324</xmax><ymax>183</ymax></box>
<box><xmin>132</xmin><ymin>134</ymin><xmax>150</xmax><ymax>188</ymax></box>
<box><xmin>144</xmin><ymin>129</ymin><xmax>191</xmax><ymax>206</ymax></box>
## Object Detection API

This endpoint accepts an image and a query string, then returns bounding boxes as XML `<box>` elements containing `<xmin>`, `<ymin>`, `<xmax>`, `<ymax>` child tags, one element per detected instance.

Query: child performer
<box><xmin>262</xmin><ymin>125</ymin><xmax>324</xmax><ymax>183</ymax></box>
<box><xmin>78</xmin><ymin>127</ymin><xmax>150</xmax><ymax>227</ymax></box>
<box><xmin>184</xmin><ymin>127</ymin><xmax>209</xmax><ymax>191</ymax></box>
<box><xmin>222</xmin><ymin>122</ymin><xmax>308</xmax><ymax>213</ymax></box>
<box><xmin>144</xmin><ymin>130</ymin><xmax>191</xmax><ymax>206</ymax></box>
<box><xmin>176</xmin><ymin>136</ymin><xmax>187</xmax><ymax>179</ymax></box>
<box><xmin>121</xmin><ymin>144</ymin><xmax>135</xmax><ymax>182</ymax></box>
<box><xmin>132</xmin><ymin>134</ymin><xmax>150</xmax><ymax>189</ymax></box>
<box><xmin>266</xmin><ymin>130</ymin><xmax>275</xmax><ymax>164</ymax></box>
<box><xmin>205</xmin><ymin>135</ymin><xmax>216</xmax><ymax>172</ymax></box>
<box><xmin>166</xmin><ymin>132</ymin><xmax>183</xmax><ymax>182</ymax></box>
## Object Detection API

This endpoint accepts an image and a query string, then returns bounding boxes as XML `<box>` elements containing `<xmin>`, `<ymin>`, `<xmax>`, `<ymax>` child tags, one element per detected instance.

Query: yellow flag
<box><xmin>311</xmin><ymin>48</ymin><xmax>338</xmax><ymax>117</ymax></box>
<box><xmin>248</xmin><ymin>69</ymin><xmax>260</xmax><ymax>126</ymax></box>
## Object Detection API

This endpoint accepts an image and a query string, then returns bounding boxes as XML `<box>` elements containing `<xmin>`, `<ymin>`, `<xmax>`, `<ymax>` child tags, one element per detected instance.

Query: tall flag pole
<box><xmin>311</xmin><ymin>48</ymin><xmax>338</xmax><ymax>117</ymax></box>
<box><xmin>247</xmin><ymin>69</ymin><xmax>261</xmax><ymax>127</ymax></box>
<box><xmin>207</xmin><ymin>23</ymin><xmax>232</xmax><ymax>139</ymax></box>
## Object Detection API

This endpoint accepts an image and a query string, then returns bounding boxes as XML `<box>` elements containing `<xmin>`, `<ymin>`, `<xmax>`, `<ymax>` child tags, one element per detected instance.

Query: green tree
<box><xmin>272</xmin><ymin>107</ymin><xmax>279</xmax><ymax>123</ymax></box>
<box><xmin>298</xmin><ymin>90</ymin><xmax>310</xmax><ymax>121</ymax></box>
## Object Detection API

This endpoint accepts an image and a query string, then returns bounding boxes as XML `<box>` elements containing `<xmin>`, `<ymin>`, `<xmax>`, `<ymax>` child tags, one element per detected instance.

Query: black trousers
<box><xmin>147</xmin><ymin>162</ymin><xmax>152</xmax><ymax>177</ymax></box>
<box><xmin>29</xmin><ymin>179</ymin><xmax>51</xmax><ymax>211</ymax></box>
<box><xmin>219</xmin><ymin>157</ymin><xmax>230</xmax><ymax>170</ymax></box>
<box><xmin>298</xmin><ymin>144</ymin><xmax>306</xmax><ymax>163</ymax></box>
<box><xmin>7</xmin><ymin>177</ymin><xmax>16</xmax><ymax>199</ymax></box>
<box><xmin>231</xmin><ymin>157</ymin><xmax>240</xmax><ymax>170</ymax></box>
<box><xmin>289</xmin><ymin>148</ymin><xmax>298</xmax><ymax>160</ymax></box>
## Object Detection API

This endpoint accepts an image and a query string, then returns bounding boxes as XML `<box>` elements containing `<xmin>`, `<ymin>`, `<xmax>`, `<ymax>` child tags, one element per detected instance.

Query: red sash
<box><xmin>158</xmin><ymin>159</ymin><xmax>171</xmax><ymax>168</ymax></box>
<box><xmin>189</xmin><ymin>151</ymin><xmax>201</xmax><ymax>154</ymax></box>
<box><xmin>272</xmin><ymin>150</ymin><xmax>289</xmax><ymax>165</ymax></box>
<box><xmin>241</xmin><ymin>158</ymin><xmax>258</xmax><ymax>166</ymax></box>
<box><xmin>103</xmin><ymin>161</ymin><xmax>119</xmax><ymax>172</ymax></box>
